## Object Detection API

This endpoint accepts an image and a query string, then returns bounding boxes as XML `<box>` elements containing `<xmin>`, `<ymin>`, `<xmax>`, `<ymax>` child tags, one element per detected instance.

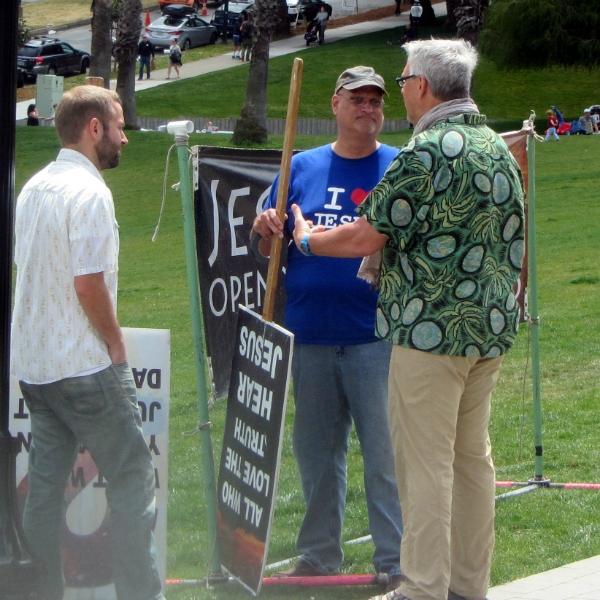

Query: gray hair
<box><xmin>404</xmin><ymin>39</ymin><xmax>477</xmax><ymax>101</ymax></box>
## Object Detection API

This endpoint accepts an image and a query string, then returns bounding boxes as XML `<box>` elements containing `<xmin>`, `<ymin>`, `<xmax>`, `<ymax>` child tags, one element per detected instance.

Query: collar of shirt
<box><xmin>56</xmin><ymin>148</ymin><xmax>104</xmax><ymax>183</ymax></box>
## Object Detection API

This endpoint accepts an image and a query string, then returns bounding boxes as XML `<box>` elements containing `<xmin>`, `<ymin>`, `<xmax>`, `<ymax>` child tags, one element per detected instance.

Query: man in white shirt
<box><xmin>11</xmin><ymin>86</ymin><xmax>164</xmax><ymax>600</ymax></box>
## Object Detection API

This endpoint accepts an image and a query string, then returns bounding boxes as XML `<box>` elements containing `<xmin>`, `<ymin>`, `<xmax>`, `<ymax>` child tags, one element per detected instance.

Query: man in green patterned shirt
<box><xmin>290</xmin><ymin>40</ymin><xmax>524</xmax><ymax>600</ymax></box>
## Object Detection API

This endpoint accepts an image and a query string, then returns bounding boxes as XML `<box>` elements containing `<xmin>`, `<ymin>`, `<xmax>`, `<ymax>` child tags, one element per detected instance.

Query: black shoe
<box><xmin>385</xmin><ymin>574</ymin><xmax>404</xmax><ymax>593</ymax></box>
<box><xmin>273</xmin><ymin>561</ymin><xmax>328</xmax><ymax>577</ymax></box>
<box><xmin>138</xmin><ymin>77</ymin><xmax>143</xmax><ymax>80</ymax></box>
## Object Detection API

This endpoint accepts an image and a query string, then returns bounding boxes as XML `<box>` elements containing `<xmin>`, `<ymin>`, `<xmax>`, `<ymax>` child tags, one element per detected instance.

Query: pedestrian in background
<box><xmin>167</xmin><ymin>38</ymin><xmax>182</xmax><ymax>79</ymax></box>
<box><xmin>138</xmin><ymin>33</ymin><xmax>155</xmax><ymax>80</ymax></box>
<box><xmin>545</xmin><ymin>109</ymin><xmax>560</xmax><ymax>142</ymax></box>
<box><xmin>240</xmin><ymin>14</ymin><xmax>254</xmax><ymax>62</ymax></box>
<box><xmin>316</xmin><ymin>5</ymin><xmax>329</xmax><ymax>45</ymax></box>
<box><xmin>232</xmin><ymin>16</ymin><xmax>243</xmax><ymax>59</ymax></box>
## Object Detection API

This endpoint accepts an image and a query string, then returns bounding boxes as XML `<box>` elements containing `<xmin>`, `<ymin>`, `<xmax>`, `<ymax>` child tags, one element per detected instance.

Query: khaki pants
<box><xmin>388</xmin><ymin>346</ymin><xmax>503</xmax><ymax>600</ymax></box>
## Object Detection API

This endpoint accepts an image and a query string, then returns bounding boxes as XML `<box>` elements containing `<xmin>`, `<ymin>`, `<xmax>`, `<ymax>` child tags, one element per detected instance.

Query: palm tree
<box><xmin>114</xmin><ymin>0</ymin><xmax>141</xmax><ymax>128</ymax></box>
<box><xmin>455</xmin><ymin>0</ymin><xmax>489</xmax><ymax>45</ymax></box>
<box><xmin>90</xmin><ymin>0</ymin><xmax>114</xmax><ymax>88</ymax></box>
<box><xmin>232</xmin><ymin>0</ymin><xmax>284</xmax><ymax>144</ymax></box>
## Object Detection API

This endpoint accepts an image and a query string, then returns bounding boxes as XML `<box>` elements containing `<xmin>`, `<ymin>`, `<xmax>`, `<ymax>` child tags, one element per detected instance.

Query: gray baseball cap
<box><xmin>335</xmin><ymin>66</ymin><xmax>388</xmax><ymax>95</ymax></box>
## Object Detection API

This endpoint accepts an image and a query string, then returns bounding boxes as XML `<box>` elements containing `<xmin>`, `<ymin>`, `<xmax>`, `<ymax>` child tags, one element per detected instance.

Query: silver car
<box><xmin>146</xmin><ymin>15</ymin><xmax>218</xmax><ymax>51</ymax></box>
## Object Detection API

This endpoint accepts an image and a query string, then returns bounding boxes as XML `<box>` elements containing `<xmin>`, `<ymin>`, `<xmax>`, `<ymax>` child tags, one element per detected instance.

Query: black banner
<box><xmin>216</xmin><ymin>307</ymin><xmax>293</xmax><ymax>594</ymax></box>
<box><xmin>195</xmin><ymin>146</ymin><xmax>289</xmax><ymax>398</ymax></box>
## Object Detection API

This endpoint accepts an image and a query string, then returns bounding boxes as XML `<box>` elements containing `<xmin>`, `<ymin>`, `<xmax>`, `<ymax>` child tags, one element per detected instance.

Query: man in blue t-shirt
<box><xmin>252</xmin><ymin>66</ymin><xmax>403</xmax><ymax>592</ymax></box>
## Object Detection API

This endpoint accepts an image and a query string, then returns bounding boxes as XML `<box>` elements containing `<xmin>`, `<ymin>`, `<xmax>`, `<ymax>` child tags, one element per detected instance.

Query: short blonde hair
<box><xmin>54</xmin><ymin>86</ymin><xmax>122</xmax><ymax>146</ymax></box>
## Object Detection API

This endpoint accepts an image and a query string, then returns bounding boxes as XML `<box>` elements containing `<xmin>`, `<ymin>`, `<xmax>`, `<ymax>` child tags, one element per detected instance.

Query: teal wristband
<box><xmin>299</xmin><ymin>233</ymin><xmax>314</xmax><ymax>257</ymax></box>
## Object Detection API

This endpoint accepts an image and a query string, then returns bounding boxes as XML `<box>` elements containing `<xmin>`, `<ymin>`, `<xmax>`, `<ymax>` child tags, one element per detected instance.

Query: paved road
<box><xmin>53</xmin><ymin>0</ymin><xmax>392</xmax><ymax>54</ymax></box>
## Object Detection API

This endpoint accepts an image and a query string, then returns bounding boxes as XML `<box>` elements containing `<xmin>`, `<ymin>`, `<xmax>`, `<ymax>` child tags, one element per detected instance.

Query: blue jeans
<box><xmin>545</xmin><ymin>126</ymin><xmax>560</xmax><ymax>141</ymax></box>
<box><xmin>139</xmin><ymin>55</ymin><xmax>151</xmax><ymax>78</ymax></box>
<box><xmin>292</xmin><ymin>341</ymin><xmax>402</xmax><ymax>575</ymax></box>
<box><xmin>20</xmin><ymin>363</ymin><xmax>163</xmax><ymax>600</ymax></box>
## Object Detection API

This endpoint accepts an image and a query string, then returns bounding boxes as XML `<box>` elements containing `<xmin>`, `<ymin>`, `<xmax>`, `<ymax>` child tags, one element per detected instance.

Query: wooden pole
<box><xmin>85</xmin><ymin>76</ymin><xmax>106</xmax><ymax>87</ymax></box>
<box><xmin>262</xmin><ymin>57</ymin><xmax>303</xmax><ymax>322</ymax></box>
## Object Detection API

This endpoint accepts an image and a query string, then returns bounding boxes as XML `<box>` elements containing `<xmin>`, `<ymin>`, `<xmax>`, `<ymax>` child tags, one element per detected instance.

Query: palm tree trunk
<box><xmin>114</xmin><ymin>0</ymin><xmax>141</xmax><ymax>128</ymax></box>
<box><xmin>232</xmin><ymin>0</ymin><xmax>283</xmax><ymax>144</ymax></box>
<box><xmin>232</xmin><ymin>26</ymin><xmax>269</xmax><ymax>144</ymax></box>
<box><xmin>455</xmin><ymin>0</ymin><xmax>488</xmax><ymax>45</ymax></box>
<box><xmin>91</xmin><ymin>0</ymin><xmax>113</xmax><ymax>88</ymax></box>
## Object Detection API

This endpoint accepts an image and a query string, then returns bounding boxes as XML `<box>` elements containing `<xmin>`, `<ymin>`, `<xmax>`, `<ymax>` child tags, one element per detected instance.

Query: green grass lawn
<box><xmin>14</xmin><ymin>117</ymin><xmax>600</xmax><ymax>597</ymax></box>
<box><xmin>134</xmin><ymin>19</ymin><xmax>600</xmax><ymax>127</ymax></box>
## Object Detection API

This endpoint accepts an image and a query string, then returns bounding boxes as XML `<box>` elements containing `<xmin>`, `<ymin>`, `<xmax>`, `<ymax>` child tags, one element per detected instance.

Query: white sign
<box><xmin>9</xmin><ymin>328</ymin><xmax>170</xmax><ymax>600</ymax></box>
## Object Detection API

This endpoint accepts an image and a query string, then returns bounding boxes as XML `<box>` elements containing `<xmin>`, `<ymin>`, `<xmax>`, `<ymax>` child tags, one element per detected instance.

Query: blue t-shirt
<box><xmin>265</xmin><ymin>143</ymin><xmax>398</xmax><ymax>345</ymax></box>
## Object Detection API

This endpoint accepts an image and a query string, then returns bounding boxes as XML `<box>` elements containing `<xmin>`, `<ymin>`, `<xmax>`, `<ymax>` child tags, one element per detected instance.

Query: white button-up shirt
<box><xmin>11</xmin><ymin>149</ymin><xmax>119</xmax><ymax>384</ymax></box>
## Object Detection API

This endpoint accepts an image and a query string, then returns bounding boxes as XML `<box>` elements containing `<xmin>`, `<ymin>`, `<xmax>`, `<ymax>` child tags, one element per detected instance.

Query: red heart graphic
<box><xmin>350</xmin><ymin>188</ymin><xmax>370</xmax><ymax>205</ymax></box>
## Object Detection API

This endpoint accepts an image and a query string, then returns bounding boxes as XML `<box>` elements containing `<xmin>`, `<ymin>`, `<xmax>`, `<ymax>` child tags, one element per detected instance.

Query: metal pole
<box><xmin>0</xmin><ymin>0</ymin><xmax>43</xmax><ymax>597</ymax></box>
<box><xmin>168</xmin><ymin>122</ymin><xmax>221</xmax><ymax>574</ymax></box>
<box><xmin>526</xmin><ymin>133</ymin><xmax>546</xmax><ymax>483</ymax></box>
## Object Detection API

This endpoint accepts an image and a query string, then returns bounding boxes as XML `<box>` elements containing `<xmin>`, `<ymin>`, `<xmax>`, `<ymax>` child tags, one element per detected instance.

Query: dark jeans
<box><xmin>139</xmin><ymin>55</ymin><xmax>151</xmax><ymax>78</ymax></box>
<box><xmin>20</xmin><ymin>363</ymin><xmax>164</xmax><ymax>600</ymax></box>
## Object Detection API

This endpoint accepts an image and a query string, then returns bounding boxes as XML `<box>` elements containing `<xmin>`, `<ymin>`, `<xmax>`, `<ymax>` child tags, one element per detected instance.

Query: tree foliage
<box><xmin>18</xmin><ymin>17</ymin><xmax>30</xmax><ymax>47</ymax></box>
<box><xmin>479</xmin><ymin>0</ymin><xmax>600</xmax><ymax>68</ymax></box>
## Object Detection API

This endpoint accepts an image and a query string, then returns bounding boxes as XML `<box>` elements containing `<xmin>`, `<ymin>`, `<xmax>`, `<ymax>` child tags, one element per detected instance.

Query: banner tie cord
<box><xmin>152</xmin><ymin>144</ymin><xmax>192</xmax><ymax>242</ymax></box>
<box><xmin>182</xmin><ymin>421</ymin><xmax>212</xmax><ymax>437</ymax></box>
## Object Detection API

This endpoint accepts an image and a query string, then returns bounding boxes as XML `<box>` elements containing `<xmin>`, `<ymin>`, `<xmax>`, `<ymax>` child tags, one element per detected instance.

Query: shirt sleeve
<box><xmin>69</xmin><ymin>189</ymin><xmax>118</xmax><ymax>276</ymax></box>
<box><xmin>357</xmin><ymin>148</ymin><xmax>434</xmax><ymax>252</ymax></box>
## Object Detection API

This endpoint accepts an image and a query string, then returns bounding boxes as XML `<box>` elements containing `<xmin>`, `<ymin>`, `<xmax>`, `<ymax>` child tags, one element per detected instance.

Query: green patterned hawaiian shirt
<box><xmin>357</xmin><ymin>114</ymin><xmax>525</xmax><ymax>357</ymax></box>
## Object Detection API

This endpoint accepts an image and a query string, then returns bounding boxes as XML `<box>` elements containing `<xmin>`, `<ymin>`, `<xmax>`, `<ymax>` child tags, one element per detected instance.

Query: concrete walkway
<box><xmin>488</xmin><ymin>555</ymin><xmax>600</xmax><ymax>600</ymax></box>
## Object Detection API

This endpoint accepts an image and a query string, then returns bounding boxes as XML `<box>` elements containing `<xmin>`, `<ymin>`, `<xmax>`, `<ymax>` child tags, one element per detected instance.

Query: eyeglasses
<box><xmin>337</xmin><ymin>93</ymin><xmax>384</xmax><ymax>108</ymax></box>
<box><xmin>396</xmin><ymin>75</ymin><xmax>420</xmax><ymax>90</ymax></box>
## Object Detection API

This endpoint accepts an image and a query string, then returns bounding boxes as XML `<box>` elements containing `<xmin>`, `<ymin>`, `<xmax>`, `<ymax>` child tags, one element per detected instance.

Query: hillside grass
<box><xmin>14</xmin><ymin>126</ymin><xmax>600</xmax><ymax>599</ymax></box>
<box><xmin>134</xmin><ymin>19</ymin><xmax>600</xmax><ymax>127</ymax></box>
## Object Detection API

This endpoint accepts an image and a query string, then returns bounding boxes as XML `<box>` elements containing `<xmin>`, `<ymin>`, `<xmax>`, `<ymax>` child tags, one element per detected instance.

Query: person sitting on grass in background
<box><xmin>167</xmin><ymin>38</ymin><xmax>182</xmax><ymax>79</ymax></box>
<box><xmin>27</xmin><ymin>104</ymin><xmax>39</xmax><ymax>126</ymax></box>
<box><xmin>578</xmin><ymin>108</ymin><xmax>599</xmax><ymax>134</ymax></box>
<box><xmin>545</xmin><ymin>109</ymin><xmax>560</xmax><ymax>142</ymax></box>
<box><xmin>388</xmin><ymin>23</ymin><xmax>415</xmax><ymax>46</ymax></box>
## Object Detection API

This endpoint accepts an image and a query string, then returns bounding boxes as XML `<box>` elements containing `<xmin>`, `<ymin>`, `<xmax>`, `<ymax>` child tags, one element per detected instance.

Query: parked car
<box><xmin>159</xmin><ymin>0</ymin><xmax>201</xmax><ymax>12</ymax></box>
<box><xmin>210</xmin><ymin>1</ymin><xmax>254</xmax><ymax>36</ymax></box>
<box><xmin>17</xmin><ymin>38</ymin><xmax>90</xmax><ymax>79</ymax></box>
<box><xmin>287</xmin><ymin>0</ymin><xmax>331</xmax><ymax>23</ymax></box>
<box><xmin>146</xmin><ymin>15</ymin><xmax>218</xmax><ymax>50</ymax></box>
